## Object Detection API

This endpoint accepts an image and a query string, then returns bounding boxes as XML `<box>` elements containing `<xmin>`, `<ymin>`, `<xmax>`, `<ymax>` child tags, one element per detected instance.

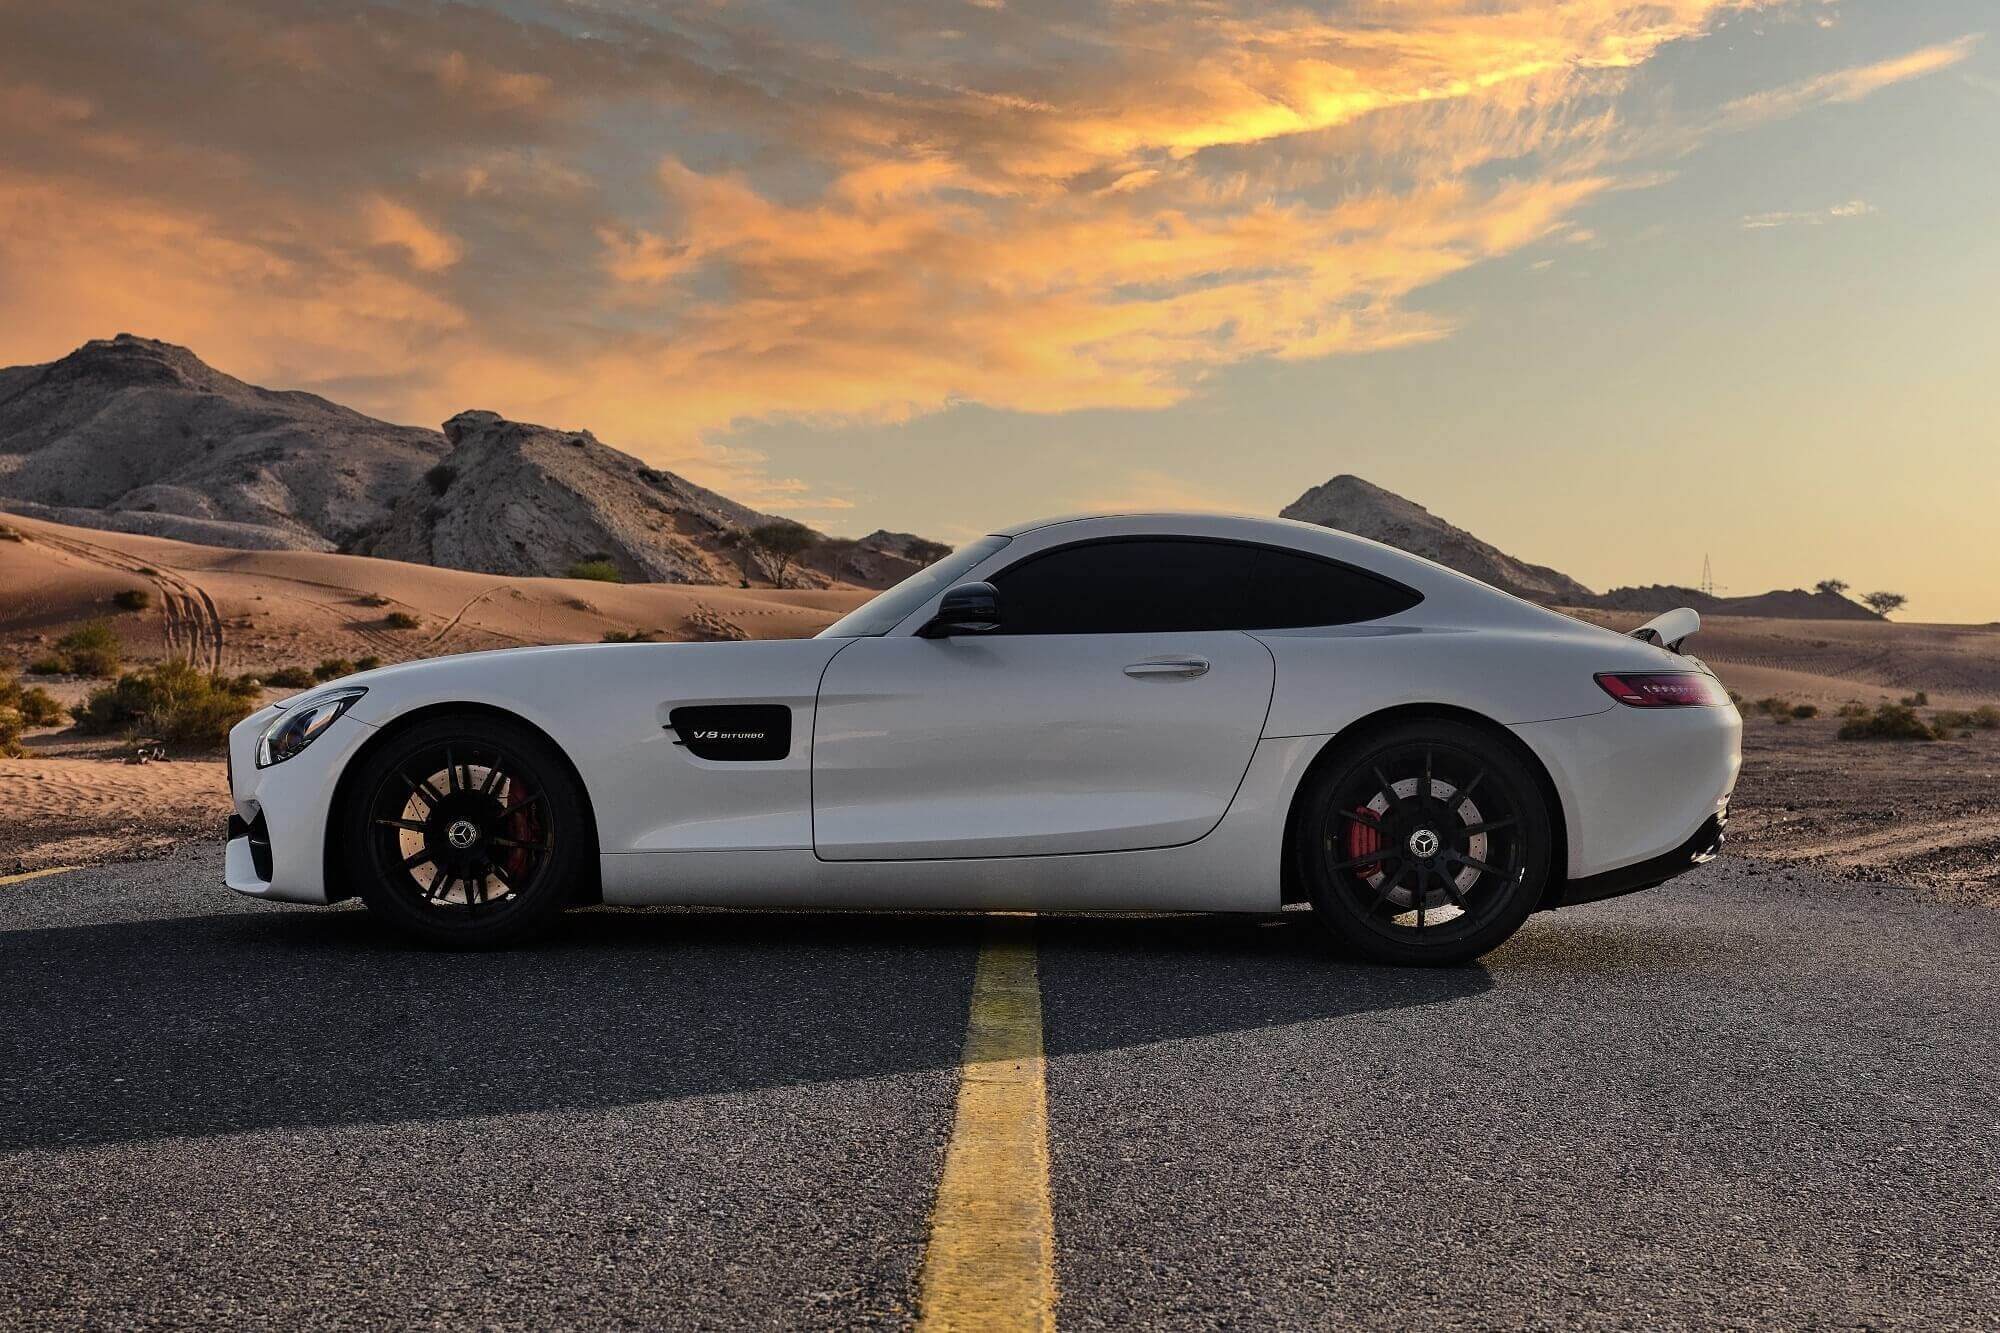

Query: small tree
<box><xmin>748</xmin><ymin>522</ymin><xmax>819</xmax><ymax>588</ymax></box>
<box><xmin>1862</xmin><ymin>590</ymin><xmax>1907</xmax><ymax>618</ymax></box>
<box><xmin>906</xmin><ymin>539</ymin><xmax>951</xmax><ymax>566</ymax></box>
<box><xmin>818</xmin><ymin>537</ymin><xmax>859</xmax><ymax>583</ymax></box>
<box><xmin>1813</xmin><ymin>579</ymin><xmax>1849</xmax><ymax>597</ymax></box>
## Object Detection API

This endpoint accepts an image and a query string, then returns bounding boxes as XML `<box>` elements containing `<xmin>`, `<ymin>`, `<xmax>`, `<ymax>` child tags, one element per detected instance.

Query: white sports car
<box><xmin>225</xmin><ymin>513</ymin><xmax>1740</xmax><ymax>964</ymax></box>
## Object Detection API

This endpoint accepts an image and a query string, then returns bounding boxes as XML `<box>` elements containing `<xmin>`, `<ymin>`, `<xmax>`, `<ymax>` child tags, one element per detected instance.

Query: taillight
<box><xmin>1595</xmin><ymin>672</ymin><xmax>1731</xmax><ymax>708</ymax></box>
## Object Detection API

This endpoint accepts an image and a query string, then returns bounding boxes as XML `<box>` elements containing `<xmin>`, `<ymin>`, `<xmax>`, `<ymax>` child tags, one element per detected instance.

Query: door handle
<box><xmin>1123</xmin><ymin>656</ymin><xmax>1211</xmax><ymax>679</ymax></box>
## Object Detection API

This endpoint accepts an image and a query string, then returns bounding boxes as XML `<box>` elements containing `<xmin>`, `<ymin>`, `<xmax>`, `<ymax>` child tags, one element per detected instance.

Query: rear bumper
<box><xmin>1556</xmin><ymin>808</ymin><xmax>1727</xmax><ymax>908</ymax></box>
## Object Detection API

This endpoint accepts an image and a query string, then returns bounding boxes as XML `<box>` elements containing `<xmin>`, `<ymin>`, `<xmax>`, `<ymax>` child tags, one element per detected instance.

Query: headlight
<box><xmin>256</xmin><ymin>687</ymin><xmax>366</xmax><ymax>768</ymax></box>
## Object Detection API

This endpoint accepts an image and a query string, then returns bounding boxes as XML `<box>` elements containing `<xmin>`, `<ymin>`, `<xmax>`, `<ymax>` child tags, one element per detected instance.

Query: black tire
<box><xmin>1293</xmin><ymin>718</ymin><xmax>1552</xmax><ymax>966</ymax></box>
<box><xmin>338</xmin><ymin>714</ymin><xmax>591</xmax><ymax>948</ymax></box>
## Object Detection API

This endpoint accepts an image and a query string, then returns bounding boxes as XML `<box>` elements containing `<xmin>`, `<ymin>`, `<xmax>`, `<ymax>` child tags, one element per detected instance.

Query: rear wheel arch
<box><xmin>324</xmin><ymin>702</ymin><xmax>602</xmax><ymax>905</ymax></box>
<box><xmin>1279</xmin><ymin>703</ymin><xmax>1568</xmax><ymax>911</ymax></box>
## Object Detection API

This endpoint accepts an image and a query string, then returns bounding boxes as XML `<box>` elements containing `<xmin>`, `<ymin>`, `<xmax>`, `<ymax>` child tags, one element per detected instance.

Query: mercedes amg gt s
<box><xmin>225</xmin><ymin>513</ymin><xmax>1739</xmax><ymax>964</ymax></box>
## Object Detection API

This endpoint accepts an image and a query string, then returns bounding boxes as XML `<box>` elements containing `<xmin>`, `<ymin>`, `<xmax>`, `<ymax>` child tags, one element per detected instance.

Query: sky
<box><xmin>1</xmin><ymin>0</ymin><xmax>1994</xmax><ymax>620</ymax></box>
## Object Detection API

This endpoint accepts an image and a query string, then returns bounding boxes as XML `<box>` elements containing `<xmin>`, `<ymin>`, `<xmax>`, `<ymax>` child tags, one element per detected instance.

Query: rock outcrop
<box><xmin>358</xmin><ymin>410</ymin><xmax>786</xmax><ymax>584</ymax></box>
<box><xmin>1281</xmin><ymin>474</ymin><xmax>1597</xmax><ymax>605</ymax></box>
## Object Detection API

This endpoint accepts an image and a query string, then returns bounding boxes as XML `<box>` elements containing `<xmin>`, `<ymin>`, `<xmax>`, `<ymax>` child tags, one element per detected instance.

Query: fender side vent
<box><xmin>667</xmin><ymin>705</ymin><xmax>792</xmax><ymax>762</ymax></box>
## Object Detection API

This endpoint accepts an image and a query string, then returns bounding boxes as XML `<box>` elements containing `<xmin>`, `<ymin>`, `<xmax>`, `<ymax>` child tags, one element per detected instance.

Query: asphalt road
<box><xmin>2</xmin><ymin>854</ymin><xmax>1994</xmax><ymax>1330</ymax></box>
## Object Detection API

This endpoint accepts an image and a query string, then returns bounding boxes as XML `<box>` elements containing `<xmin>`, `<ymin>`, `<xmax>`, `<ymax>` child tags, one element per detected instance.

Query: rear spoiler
<box><xmin>1628</xmin><ymin>607</ymin><xmax>1700</xmax><ymax>654</ymax></box>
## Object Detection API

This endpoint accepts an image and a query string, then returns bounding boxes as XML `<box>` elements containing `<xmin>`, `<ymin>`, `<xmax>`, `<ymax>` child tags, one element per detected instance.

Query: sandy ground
<box><xmin>3</xmin><ymin>513</ymin><xmax>1996</xmax><ymax>897</ymax></box>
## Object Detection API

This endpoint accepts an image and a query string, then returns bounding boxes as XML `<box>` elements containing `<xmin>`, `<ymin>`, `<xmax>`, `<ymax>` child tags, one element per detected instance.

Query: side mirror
<box><xmin>920</xmin><ymin>582</ymin><xmax>1002</xmax><ymax>638</ymax></box>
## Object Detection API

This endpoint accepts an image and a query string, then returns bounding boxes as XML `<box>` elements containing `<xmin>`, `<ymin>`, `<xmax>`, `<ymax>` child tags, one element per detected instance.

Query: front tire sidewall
<box><xmin>1296</xmin><ymin>720</ymin><xmax>1552</xmax><ymax>966</ymax></box>
<box><xmin>339</xmin><ymin>716</ymin><xmax>590</xmax><ymax>948</ymax></box>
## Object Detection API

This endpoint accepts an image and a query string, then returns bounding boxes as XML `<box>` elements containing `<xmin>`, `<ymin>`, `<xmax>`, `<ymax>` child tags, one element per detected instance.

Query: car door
<box><xmin>811</xmin><ymin>538</ymin><xmax>1276</xmax><ymax>860</ymax></box>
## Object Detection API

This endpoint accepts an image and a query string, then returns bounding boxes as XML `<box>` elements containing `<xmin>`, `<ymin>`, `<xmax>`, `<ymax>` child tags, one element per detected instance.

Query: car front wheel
<box><xmin>1294</xmin><ymin>719</ymin><xmax>1552</xmax><ymax>966</ymax></box>
<box><xmin>339</xmin><ymin>714</ymin><xmax>590</xmax><ymax>948</ymax></box>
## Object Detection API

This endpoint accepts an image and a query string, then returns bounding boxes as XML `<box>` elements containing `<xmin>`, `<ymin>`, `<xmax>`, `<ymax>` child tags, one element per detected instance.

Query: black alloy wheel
<box><xmin>342</xmin><ymin>715</ymin><xmax>589</xmax><ymax>947</ymax></box>
<box><xmin>1296</xmin><ymin>719</ymin><xmax>1551</xmax><ymax>966</ymax></box>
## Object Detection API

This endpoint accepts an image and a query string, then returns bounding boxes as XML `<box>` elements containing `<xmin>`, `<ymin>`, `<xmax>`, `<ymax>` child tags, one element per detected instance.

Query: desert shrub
<box><xmin>112</xmin><ymin>587</ymin><xmax>153</xmax><ymax>612</ymax></box>
<box><xmin>313</xmin><ymin>657</ymin><xmax>355</xmax><ymax>682</ymax></box>
<box><xmin>0</xmin><ymin>668</ymin><xmax>66</xmax><ymax>744</ymax></box>
<box><xmin>136</xmin><ymin>566</ymin><xmax>158</xmax><ymax>576</ymax></box>
<box><xmin>18</xmin><ymin>686</ymin><xmax>64</xmax><ymax>728</ymax></box>
<box><xmin>0</xmin><ymin>524</ymin><xmax>21</xmax><ymax>542</ymax></box>
<box><xmin>356</xmin><ymin>593</ymin><xmax>390</xmax><ymax>608</ymax></box>
<box><xmin>1899</xmin><ymin>691</ymin><xmax>1929</xmax><ymax>707</ymax></box>
<box><xmin>355</xmin><ymin>655</ymin><xmax>383</xmax><ymax>672</ymax></box>
<box><xmin>1932</xmin><ymin>705</ymin><xmax>2000</xmax><ymax>732</ymax></box>
<box><xmin>601</xmin><ymin>629</ymin><xmax>655</xmax><ymax>643</ymax></box>
<box><xmin>39</xmin><ymin>620</ymin><xmax>125</xmax><ymax>677</ymax></box>
<box><xmin>425</xmin><ymin>463</ymin><xmax>458</xmax><ymax>496</ymax></box>
<box><xmin>566</xmin><ymin>558</ymin><xmax>622</xmax><ymax>583</ymax></box>
<box><xmin>1752</xmin><ymin>696</ymin><xmax>1815</xmax><ymax>723</ymax></box>
<box><xmin>1836</xmin><ymin>700</ymin><xmax>1870</xmax><ymax>720</ymax></box>
<box><xmin>72</xmin><ymin>660</ymin><xmax>261</xmax><ymax>749</ymax></box>
<box><xmin>384</xmin><ymin>610</ymin><xmax>421</xmax><ymax>630</ymax></box>
<box><xmin>265</xmin><ymin>665</ymin><xmax>316</xmax><ymax>689</ymax></box>
<box><xmin>1790</xmin><ymin>703</ymin><xmax>1818</xmax><ymax>720</ymax></box>
<box><xmin>1837</xmin><ymin>702</ymin><xmax>1940</xmax><ymax>742</ymax></box>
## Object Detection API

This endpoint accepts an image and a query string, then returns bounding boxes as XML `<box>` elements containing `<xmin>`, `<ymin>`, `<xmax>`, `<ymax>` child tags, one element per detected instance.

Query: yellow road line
<box><xmin>0</xmin><ymin>865</ymin><xmax>80</xmax><ymax>887</ymax></box>
<box><xmin>918</xmin><ymin>918</ymin><xmax>1058</xmax><ymax>1333</ymax></box>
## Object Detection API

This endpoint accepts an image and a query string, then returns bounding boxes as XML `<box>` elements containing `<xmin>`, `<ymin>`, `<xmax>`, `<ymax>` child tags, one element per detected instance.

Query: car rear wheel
<box><xmin>340</xmin><ymin>715</ymin><xmax>590</xmax><ymax>948</ymax></box>
<box><xmin>1294</xmin><ymin>719</ymin><xmax>1552</xmax><ymax>966</ymax></box>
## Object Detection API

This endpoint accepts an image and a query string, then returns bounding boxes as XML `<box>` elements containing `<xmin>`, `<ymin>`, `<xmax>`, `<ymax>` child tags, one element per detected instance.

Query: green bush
<box><xmin>1899</xmin><ymin>691</ymin><xmax>1929</xmax><ymax>707</ymax></box>
<box><xmin>112</xmin><ymin>588</ymin><xmax>152</xmax><ymax>612</ymax></box>
<box><xmin>601</xmin><ymin>629</ymin><xmax>656</xmax><ymax>643</ymax></box>
<box><xmin>34</xmin><ymin>620</ymin><xmax>125</xmax><ymax>677</ymax></box>
<box><xmin>355</xmin><ymin>593</ymin><xmax>390</xmax><ymax>608</ymax></box>
<box><xmin>0</xmin><ymin>668</ymin><xmax>67</xmax><ymax>751</ymax></box>
<box><xmin>1932</xmin><ymin>705</ymin><xmax>2000</xmax><ymax>732</ymax></box>
<box><xmin>355</xmin><ymin>655</ymin><xmax>383</xmax><ymax>672</ymax></box>
<box><xmin>566</xmin><ymin>558</ymin><xmax>622</xmax><ymax>583</ymax></box>
<box><xmin>1837</xmin><ymin>702</ymin><xmax>1940</xmax><ymax>742</ymax></box>
<box><xmin>1790</xmin><ymin>703</ymin><xmax>1817</xmax><ymax>720</ymax></box>
<box><xmin>384</xmin><ymin>611</ymin><xmax>421</xmax><ymax>630</ymax></box>
<box><xmin>72</xmin><ymin>660</ymin><xmax>262</xmax><ymax>749</ymax></box>
<box><xmin>1752</xmin><ymin>696</ymin><xmax>1816</xmax><ymax>724</ymax></box>
<box><xmin>1836</xmin><ymin>701</ymin><xmax>1870</xmax><ymax>720</ymax></box>
<box><xmin>264</xmin><ymin>665</ymin><xmax>317</xmax><ymax>689</ymax></box>
<box><xmin>313</xmin><ymin>658</ymin><xmax>355</xmax><ymax>682</ymax></box>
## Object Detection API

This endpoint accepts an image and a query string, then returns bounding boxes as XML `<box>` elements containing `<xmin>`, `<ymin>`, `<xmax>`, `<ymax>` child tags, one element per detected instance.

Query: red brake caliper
<box><xmin>1345</xmin><ymin>807</ymin><xmax>1383</xmax><ymax>878</ymax></box>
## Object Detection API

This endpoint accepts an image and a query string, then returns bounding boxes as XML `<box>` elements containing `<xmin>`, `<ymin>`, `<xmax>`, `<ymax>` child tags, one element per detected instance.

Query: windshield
<box><xmin>819</xmin><ymin>535</ymin><xmax>1011</xmax><ymax>638</ymax></box>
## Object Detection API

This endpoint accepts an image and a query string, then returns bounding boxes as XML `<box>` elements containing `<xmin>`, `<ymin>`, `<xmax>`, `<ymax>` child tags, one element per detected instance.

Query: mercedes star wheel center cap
<box><xmin>1407</xmin><ymin>828</ymin><xmax>1441</xmax><ymax>860</ymax></box>
<box><xmin>446</xmin><ymin>819</ymin><xmax>480</xmax><ymax>850</ymax></box>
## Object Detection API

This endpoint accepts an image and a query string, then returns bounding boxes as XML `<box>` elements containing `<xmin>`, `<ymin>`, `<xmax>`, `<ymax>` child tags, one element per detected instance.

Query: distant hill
<box><xmin>1281</xmin><ymin>474</ymin><xmax>1596</xmax><ymax>604</ymax></box>
<box><xmin>1282</xmin><ymin>473</ymin><xmax>1882</xmax><ymax>621</ymax></box>
<box><xmin>0</xmin><ymin>336</ymin><xmax>939</xmax><ymax>588</ymax></box>
<box><xmin>0</xmin><ymin>334</ymin><xmax>441</xmax><ymax>551</ymax></box>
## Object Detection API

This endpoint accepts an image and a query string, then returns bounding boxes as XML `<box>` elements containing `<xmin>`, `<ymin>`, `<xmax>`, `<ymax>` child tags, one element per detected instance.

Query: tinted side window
<box><xmin>1248</xmin><ymin>547</ymin><xmax>1423</xmax><ymax>628</ymax></box>
<box><xmin>991</xmin><ymin>539</ymin><xmax>1261</xmax><ymax>634</ymax></box>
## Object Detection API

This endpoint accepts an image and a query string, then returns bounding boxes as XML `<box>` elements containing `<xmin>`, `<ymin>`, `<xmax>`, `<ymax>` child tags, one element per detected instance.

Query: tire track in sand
<box><xmin>26</xmin><ymin>529</ymin><xmax>225</xmax><ymax>673</ymax></box>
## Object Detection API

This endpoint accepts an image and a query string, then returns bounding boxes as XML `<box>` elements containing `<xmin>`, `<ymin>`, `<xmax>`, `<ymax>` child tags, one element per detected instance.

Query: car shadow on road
<box><xmin>0</xmin><ymin>903</ymin><xmax>1489</xmax><ymax>1152</ymax></box>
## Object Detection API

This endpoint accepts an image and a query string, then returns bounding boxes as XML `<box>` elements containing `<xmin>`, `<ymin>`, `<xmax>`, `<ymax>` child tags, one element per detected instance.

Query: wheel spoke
<box><xmin>1436</xmin><ymin>868</ymin><xmax>1469</xmax><ymax>909</ymax></box>
<box><xmin>400</xmin><ymin>848</ymin><xmax>433</xmax><ymax>871</ymax></box>
<box><xmin>427</xmin><ymin>870</ymin><xmax>454</xmax><ymax>903</ymax></box>
<box><xmin>502</xmin><ymin>791</ymin><xmax>543</xmax><ymax>816</ymax></box>
<box><xmin>1452</xmin><ymin>851</ymin><xmax>1505</xmax><ymax>878</ymax></box>
<box><xmin>479</xmin><ymin>764</ymin><xmax>505</xmax><ymax>797</ymax></box>
<box><xmin>1423</xmin><ymin>747</ymin><xmax>1433</xmax><ymax>793</ymax></box>
<box><xmin>489</xmin><ymin>835</ymin><xmax>553</xmax><ymax>853</ymax></box>
<box><xmin>490</xmin><ymin>861</ymin><xmax>520</xmax><ymax>894</ymax></box>
<box><xmin>1373</xmin><ymin>767</ymin><xmax>1411</xmax><ymax>813</ymax></box>
<box><xmin>446</xmin><ymin>749</ymin><xmax>462</xmax><ymax>793</ymax></box>
<box><xmin>1366</xmin><ymin>861</ymin><xmax>1410</xmax><ymax>912</ymax></box>
<box><xmin>1326</xmin><ymin>851</ymin><xmax>1389</xmax><ymax>873</ymax></box>
<box><xmin>376</xmin><ymin>817</ymin><xmax>428</xmax><ymax>833</ymax></box>
<box><xmin>402</xmin><ymin>773</ymin><xmax>445</xmax><ymax>809</ymax></box>
<box><xmin>1459</xmin><ymin>818</ymin><xmax>1515</xmax><ymax>837</ymax></box>
<box><xmin>1338</xmin><ymin>808</ymin><xmax>1383</xmax><ymax>829</ymax></box>
<box><xmin>1452</xmin><ymin>768</ymin><xmax>1488</xmax><ymax>809</ymax></box>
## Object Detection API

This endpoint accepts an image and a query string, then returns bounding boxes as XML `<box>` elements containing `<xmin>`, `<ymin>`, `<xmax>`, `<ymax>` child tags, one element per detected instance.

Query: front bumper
<box><xmin>223</xmin><ymin>705</ymin><xmax>375</xmax><ymax>904</ymax></box>
<box><xmin>1555</xmin><ymin>806</ymin><xmax>1727</xmax><ymax>908</ymax></box>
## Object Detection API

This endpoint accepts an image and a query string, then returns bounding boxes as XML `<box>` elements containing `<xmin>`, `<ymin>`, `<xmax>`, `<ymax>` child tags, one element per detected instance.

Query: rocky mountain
<box><xmin>0</xmin><ymin>334</ymin><xmax>443</xmax><ymax>551</ymax></box>
<box><xmin>1593</xmin><ymin>584</ymin><xmax>1880</xmax><ymax>620</ymax></box>
<box><xmin>0</xmin><ymin>337</ymin><xmax>940</xmax><ymax>588</ymax></box>
<box><xmin>358</xmin><ymin>411</ymin><xmax>784</xmax><ymax>584</ymax></box>
<box><xmin>1281</xmin><ymin>474</ymin><xmax>1597</xmax><ymax>604</ymax></box>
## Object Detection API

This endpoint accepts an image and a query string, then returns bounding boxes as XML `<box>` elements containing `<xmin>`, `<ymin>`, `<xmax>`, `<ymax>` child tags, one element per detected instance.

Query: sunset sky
<box><xmin>2</xmin><ymin>1</ymin><xmax>1994</xmax><ymax>619</ymax></box>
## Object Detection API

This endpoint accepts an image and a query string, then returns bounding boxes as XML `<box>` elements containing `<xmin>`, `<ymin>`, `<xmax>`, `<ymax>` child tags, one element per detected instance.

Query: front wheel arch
<box><xmin>324</xmin><ymin>702</ymin><xmax>603</xmax><ymax>905</ymax></box>
<box><xmin>1278</xmin><ymin>703</ymin><xmax>1568</xmax><ymax>911</ymax></box>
